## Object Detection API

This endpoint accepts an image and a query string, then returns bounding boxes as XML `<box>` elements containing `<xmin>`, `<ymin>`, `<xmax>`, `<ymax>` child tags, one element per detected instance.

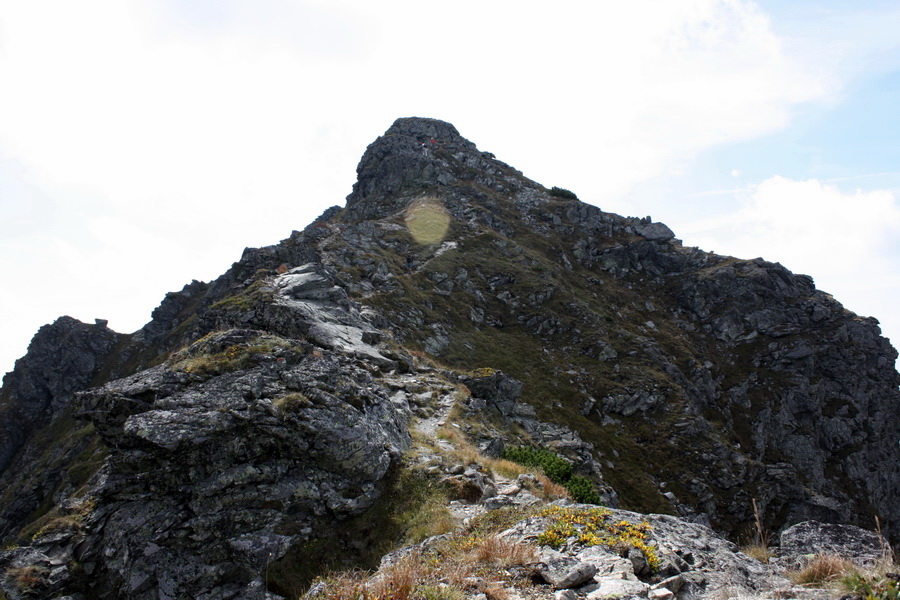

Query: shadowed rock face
<box><xmin>0</xmin><ymin>317</ymin><xmax>121</xmax><ymax>471</ymax></box>
<box><xmin>0</xmin><ymin>117</ymin><xmax>898</xmax><ymax>599</ymax></box>
<box><xmin>67</xmin><ymin>344</ymin><xmax>411</xmax><ymax>599</ymax></box>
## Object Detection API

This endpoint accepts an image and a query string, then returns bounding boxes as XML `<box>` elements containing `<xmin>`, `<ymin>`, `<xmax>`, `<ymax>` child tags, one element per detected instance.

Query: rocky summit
<box><xmin>0</xmin><ymin>117</ymin><xmax>898</xmax><ymax>600</ymax></box>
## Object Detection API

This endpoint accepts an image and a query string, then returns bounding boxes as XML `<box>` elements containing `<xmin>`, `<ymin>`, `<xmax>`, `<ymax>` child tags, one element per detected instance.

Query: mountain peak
<box><xmin>345</xmin><ymin>117</ymin><xmax>496</xmax><ymax>220</ymax></box>
<box><xmin>384</xmin><ymin>116</ymin><xmax>467</xmax><ymax>141</ymax></box>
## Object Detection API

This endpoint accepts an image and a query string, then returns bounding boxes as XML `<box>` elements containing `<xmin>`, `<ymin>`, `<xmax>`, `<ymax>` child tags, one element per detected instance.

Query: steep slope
<box><xmin>0</xmin><ymin>117</ymin><xmax>897</xmax><ymax>599</ymax></box>
<box><xmin>318</xmin><ymin>117</ymin><xmax>900</xmax><ymax>538</ymax></box>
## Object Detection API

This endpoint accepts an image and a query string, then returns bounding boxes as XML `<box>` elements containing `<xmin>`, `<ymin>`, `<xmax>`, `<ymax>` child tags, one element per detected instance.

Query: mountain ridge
<box><xmin>0</xmin><ymin>116</ymin><xmax>897</xmax><ymax>599</ymax></box>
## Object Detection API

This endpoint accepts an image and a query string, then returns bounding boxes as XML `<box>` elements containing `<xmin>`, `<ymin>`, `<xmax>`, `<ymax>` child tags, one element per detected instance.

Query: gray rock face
<box><xmin>538</xmin><ymin>549</ymin><xmax>599</xmax><ymax>589</ymax></box>
<box><xmin>0</xmin><ymin>317</ymin><xmax>124</xmax><ymax>544</ymax></box>
<box><xmin>271</xmin><ymin>264</ymin><xmax>393</xmax><ymax>366</ymax></box>
<box><xmin>635</xmin><ymin>221</ymin><xmax>675</xmax><ymax>242</ymax></box>
<box><xmin>346</xmin><ymin>117</ymin><xmax>475</xmax><ymax>218</ymax></box>
<box><xmin>344</xmin><ymin>117</ymin><xmax>529</xmax><ymax>224</ymax></box>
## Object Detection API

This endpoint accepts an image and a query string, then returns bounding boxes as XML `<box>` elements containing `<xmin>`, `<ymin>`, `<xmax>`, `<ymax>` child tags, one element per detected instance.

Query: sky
<box><xmin>2</xmin><ymin>0</ymin><xmax>900</xmax><ymax>377</ymax></box>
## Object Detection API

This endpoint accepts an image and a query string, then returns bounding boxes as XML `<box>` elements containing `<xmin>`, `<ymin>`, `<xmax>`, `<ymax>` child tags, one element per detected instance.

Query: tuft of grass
<box><xmin>742</xmin><ymin>543</ymin><xmax>774</xmax><ymax>564</ymax></box>
<box><xmin>6</xmin><ymin>565</ymin><xmax>49</xmax><ymax>595</ymax></box>
<box><xmin>529</xmin><ymin>473</ymin><xmax>570</xmax><ymax>502</ymax></box>
<box><xmin>470</xmin><ymin>367</ymin><xmax>498</xmax><ymax>377</ymax></box>
<box><xmin>790</xmin><ymin>554</ymin><xmax>860</xmax><ymax>586</ymax></box>
<box><xmin>272</xmin><ymin>392</ymin><xmax>311</xmax><ymax>417</ymax></box>
<box><xmin>488</xmin><ymin>458</ymin><xmax>531</xmax><ymax>480</ymax></box>
<box><xmin>209</xmin><ymin>279</ymin><xmax>274</xmax><ymax>312</ymax></box>
<box><xmin>374</xmin><ymin>553</ymin><xmax>421</xmax><ymax>600</ymax></box>
<box><xmin>468</xmin><ymin>534</ymin><xmax>538</xmax><ymax>568</ymax></box>
<box><xmin>170</xmin><ymin>330</ymin><xmax>304</xmax><ymax>377</ymax></box>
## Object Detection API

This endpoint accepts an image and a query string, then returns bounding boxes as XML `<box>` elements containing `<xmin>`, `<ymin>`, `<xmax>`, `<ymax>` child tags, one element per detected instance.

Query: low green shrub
<box><xmin>500</xmin><ymin>446</ymin><xmax>600</xmax><ymax>504</ymax></box>
<box><xmin>566</xmin><ymin>475</ymin><xmax>602</xmax><ymax>504</ymax></box>
<box><xmin>500</xmin><ymin>446</ymin><xmax>573</xmax><ymax>482</ymax></box>
<box><xmin>549</xmin><ymin>186</ymin><xmax>578</xmax><ymax>200</ymax></box>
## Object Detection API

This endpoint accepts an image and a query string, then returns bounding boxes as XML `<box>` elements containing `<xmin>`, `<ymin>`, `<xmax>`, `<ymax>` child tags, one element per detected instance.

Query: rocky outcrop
<box><xmin>0</xmin><ymin>329</ymin><xmax>413</xmax><ymax>599</ymax></box>
<box><xmin>372</xmin><ymin>500</ymin><xmax>880</xmax><ymax>600</ymax></box>
<box><xmin>509</xmin><ymin>505</ymin><xmax>795</xmax><ymax>599</ymax></box>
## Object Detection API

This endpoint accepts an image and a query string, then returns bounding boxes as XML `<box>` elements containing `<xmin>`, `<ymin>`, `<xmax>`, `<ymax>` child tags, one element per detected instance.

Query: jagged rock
<box><xmin>555</xmin><ymin>589</ymin><xmax>578</xmax><ymax>600</ymax></box>
<box><xmin>270</xmin><ymin>263</ymin><xmax>394</xmax><ymax>367</ymax></box>
<box><xmin>443</xmin><ymin>467</ymin><xmax>496</xmax><ymax>503</ymax></box>
<box><xmin>0</xmin><ymin>316</ymin><xmax>123</xmax><ymax>543</ymax></box>
<box><xmin>635</xmin><ymin>221</ymin><xmax>675</xmax><ymax>242</ymax></box>
<box><xmin>652</xmin><ymin>574</ymin><xmax>685</xmax><ymax>593</ymax></box>
<box><xmin>648</xmin><ymin>587</ymin><xmax>675</xmax><ymax>600</ymax></box>
<box><xmin>500</xmin><ymin>503</ymin><xmax>798</xmax><ymax>599</ymax></box>
<box><xmin>460</xmin><ymin>370</ymin><xmax>524</xmax><ymax>415</ymax></box>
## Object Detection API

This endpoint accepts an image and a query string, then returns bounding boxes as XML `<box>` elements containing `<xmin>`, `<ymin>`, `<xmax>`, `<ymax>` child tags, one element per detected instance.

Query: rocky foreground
<box><xmin>1</xmin><ymin>358</ymin><xmax>895</xmax><ymax>600</ymax></box>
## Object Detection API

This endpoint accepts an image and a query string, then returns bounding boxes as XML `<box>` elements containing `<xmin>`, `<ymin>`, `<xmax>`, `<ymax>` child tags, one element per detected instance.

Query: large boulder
<box><xmin>778</xmin><ymin>520</ymin><xmax>888</xmax><ymax>568</ymax></box>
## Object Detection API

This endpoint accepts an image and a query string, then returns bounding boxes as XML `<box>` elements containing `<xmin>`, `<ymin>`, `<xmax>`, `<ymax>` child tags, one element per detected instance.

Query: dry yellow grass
<box><xmin>789</xmin><ymin>554</ymin><xmax>859</xmax><ymax>585</ymax></box>
<box><xmin>310</xmin><ymin>519</ymin><xmax>539</xmax><ymax>600</ymax></box>
<box><xmin>531</xmin><ymin>473</ymin><xmax>570</xmax><ymax>502</ymax></box>
<box><xmin>468</xmin><ymin>534</ymin><xmax>538</xmax><ymax>568</ymax></box>
<box><xmin>741</xmin><ymin>542</ymin><xmax>774</xmax><ymax>564</ymax></box>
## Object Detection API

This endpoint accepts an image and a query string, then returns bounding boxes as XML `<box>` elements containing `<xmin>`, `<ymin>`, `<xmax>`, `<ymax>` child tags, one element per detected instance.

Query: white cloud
<box><xmin>0</xmin><ymin>0</ymin><xmax>833</xmax><ymax>218</ymax></box>
<box><xmin>679</xmin><ymin>175</ymin><xmax>900</xmax><ymax>348</ymax></box>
